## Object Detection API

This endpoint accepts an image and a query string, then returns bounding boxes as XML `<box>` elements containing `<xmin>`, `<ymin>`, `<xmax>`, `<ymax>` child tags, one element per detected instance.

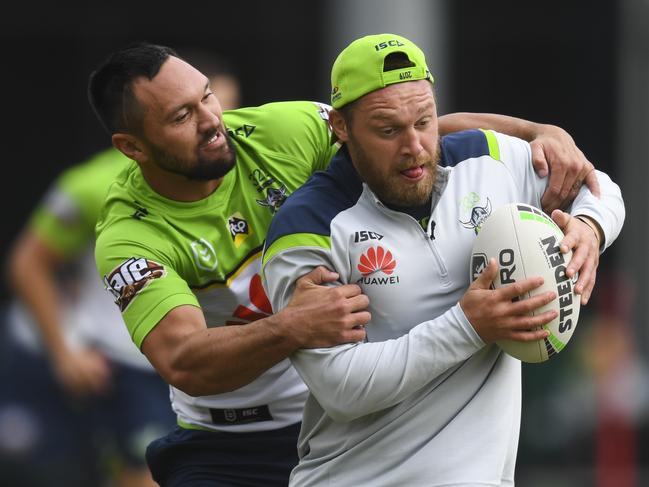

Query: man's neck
<box><xmin>383</xmin><ymin>196</ymin><xmax>432</xmax><ymax>223</ymax></box>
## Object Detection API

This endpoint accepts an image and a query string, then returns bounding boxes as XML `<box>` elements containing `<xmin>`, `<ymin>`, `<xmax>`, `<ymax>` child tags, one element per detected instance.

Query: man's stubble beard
<box><xmin>348</xmin><ymin>137</ymin><xmax>441</xmax><ymax>207</ymax></box>
<box><xmin>150</xmin><ymin>130</ymin><xmax>237</xmax><ymax>181</ymax></box>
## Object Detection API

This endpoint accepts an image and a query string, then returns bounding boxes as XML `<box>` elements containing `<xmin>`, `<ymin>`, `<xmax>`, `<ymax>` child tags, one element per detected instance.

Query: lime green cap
<box><xmin>330</xmin><ymin>33</ymin><xmax>434</xmax><ymax>109</ymax></box>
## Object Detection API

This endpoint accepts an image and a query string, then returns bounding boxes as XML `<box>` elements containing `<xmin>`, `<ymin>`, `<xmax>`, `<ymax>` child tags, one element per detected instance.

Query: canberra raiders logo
<box><xmin>256</xmin><ymin>186</ymin><xmax>288</xmax><ymax>214</ymax></box>
<box><xmin>460</xmin><ymin>197</ymin><xmax>492</xmax><ymax>234</ymax></box>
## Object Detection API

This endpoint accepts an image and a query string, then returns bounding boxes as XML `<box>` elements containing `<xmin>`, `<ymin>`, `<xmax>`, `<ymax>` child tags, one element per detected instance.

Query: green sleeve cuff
<box><xmin>132</xmin><ymin>293</ymin><xmax>200</xmax><ymax>348</ymax></box>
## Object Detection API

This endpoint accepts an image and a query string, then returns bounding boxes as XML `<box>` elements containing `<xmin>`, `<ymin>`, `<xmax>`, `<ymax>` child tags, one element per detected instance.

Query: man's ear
<box><xmin>329</xmin><ymin>109</ymin><xmax>350</xmax><ymax>143</ymax></box>
<box><xmin>112</xmin><ymin>133</ymin><xmax>144</xmax><ymax>161</ymax></box>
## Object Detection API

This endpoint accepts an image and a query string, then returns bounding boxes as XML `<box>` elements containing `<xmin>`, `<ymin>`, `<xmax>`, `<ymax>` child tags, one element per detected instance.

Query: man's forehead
<box><xmin>132</xmin><ymin>57</ymin><xmax>207</xmax><ymax>108</ymax></box>
<box><xmin>359</xmin><ymin>81</ymin><xmax>436</xmax><ymax>118</ymax></box>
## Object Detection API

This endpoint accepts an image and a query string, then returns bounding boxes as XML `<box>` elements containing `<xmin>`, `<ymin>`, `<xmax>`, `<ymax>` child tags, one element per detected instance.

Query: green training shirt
<box><xmin>95</xmin><ymin>101</ymin><xmax>337</xmax><ymax>432</ymax></box>
<box><xmin>33</xmin><ymin>147</ymin><xmax>133</xmax><ymax>258</ymax></box>
<box><xmin>11</xmin><ymin>148</ymin><xmax>153</xmax><ymax>369</ymax></box>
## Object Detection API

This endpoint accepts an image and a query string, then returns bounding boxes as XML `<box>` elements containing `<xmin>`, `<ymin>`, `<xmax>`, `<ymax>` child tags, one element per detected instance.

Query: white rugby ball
<box><xmin>469</xmin><ymin>202</ymin><xmax>580</xmax><ymax>363</ymax></box>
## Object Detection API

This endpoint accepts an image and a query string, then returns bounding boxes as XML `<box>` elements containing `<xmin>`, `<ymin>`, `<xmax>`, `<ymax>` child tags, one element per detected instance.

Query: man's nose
<box><xmin>401</xmin><ymin>127</ymin><xmax>423</xmax><ymax>156</ymax></box>
<box><xmin>198</xmin><ymin>104</ymin><xmax>221</xmax><ymax>133</ymax></box>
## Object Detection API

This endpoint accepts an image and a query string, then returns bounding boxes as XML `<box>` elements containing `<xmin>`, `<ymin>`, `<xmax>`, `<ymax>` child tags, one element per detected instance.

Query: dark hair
<box><xmin>88</xmin><ymin>42</ymin><xmax>178</xmax><ymax>134</ymax></box>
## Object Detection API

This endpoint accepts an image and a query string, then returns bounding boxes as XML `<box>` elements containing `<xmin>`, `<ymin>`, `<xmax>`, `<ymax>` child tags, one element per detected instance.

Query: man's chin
<box><xmin>187</xmin><ymin>160</ymin><xmax>235</xmax><ymax>181</ymax></box>
<box><xmin>189</xmin><ymin>144</ymin><xmax>237</xmax><ymax>181</ymax></box>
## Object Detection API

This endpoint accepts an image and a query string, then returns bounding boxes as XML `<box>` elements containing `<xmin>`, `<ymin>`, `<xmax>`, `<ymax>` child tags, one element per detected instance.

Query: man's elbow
<box><xmin>156</xmin><ymin>361</ymin><xmax>239</xmax><ymax>397</ymax></box>
<box><xmin>326</xmin><ymin>407</ymin><xmax>359</xmax><ymax>423</ymax></box>
<box><xmin>163</xmin><ymin>369</ymin><xmax>206</xmax><ymax>397</ymax></box>
<box><xmin>145</xmin><ymin>349</ymin><xmax>203</xmax><ymax>397</ymax></box>
<box><xmin>316</xmin><ymin>396</ymin><xmax>369</xmax><ymax>423</ymax></box>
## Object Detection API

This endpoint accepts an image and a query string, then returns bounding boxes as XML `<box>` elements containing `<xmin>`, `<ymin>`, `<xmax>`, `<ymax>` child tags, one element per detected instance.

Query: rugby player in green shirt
<box><xmin>88</xmin><ymin>42</ymin><xmax>600</xmax><ymax>485</ymax></box>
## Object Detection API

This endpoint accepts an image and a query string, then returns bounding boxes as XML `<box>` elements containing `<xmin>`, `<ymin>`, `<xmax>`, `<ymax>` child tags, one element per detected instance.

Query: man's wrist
<box><xmin>575</xmin><ymin>215</ymin><xmax>603</xmax><ymax>248</ymax></box>
<box><xmin>267</xmin><ymin>307</ymin><xmax>303</xmax><ymax>350</ymax></box>
<box><xmin>520</xmin><ymin>120</ymin><xmax>544</xmax><ymax>141</ymax></box>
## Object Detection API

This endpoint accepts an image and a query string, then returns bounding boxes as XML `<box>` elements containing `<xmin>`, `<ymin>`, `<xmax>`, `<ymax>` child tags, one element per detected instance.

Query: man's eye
<box><xmin>175</xmin><ymin>112</ymin><xmax>189</xmax><ymax>123</ymax></box>
<box><xmin>381</xmin><ymin>128</ymin><xmax>396</xmax><ymax>136</ymax></box>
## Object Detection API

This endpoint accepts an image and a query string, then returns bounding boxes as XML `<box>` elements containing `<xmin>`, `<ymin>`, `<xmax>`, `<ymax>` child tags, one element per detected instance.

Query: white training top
<box><xmin>262</xmin><ymin>129</ymin><xmax>625</xmax><ymax>486</ymax></box>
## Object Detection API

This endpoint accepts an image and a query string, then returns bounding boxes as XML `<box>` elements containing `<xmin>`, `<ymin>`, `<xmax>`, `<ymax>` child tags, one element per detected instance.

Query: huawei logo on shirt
<box><xmin>357</xmin><ymin>246</ymin><xmax>400</xmax><ymax>285</ymax></box>
<box><xmin>226</xmin><ymin>274</ymin><xmax>273</xmax><ymax>326</ymax></box>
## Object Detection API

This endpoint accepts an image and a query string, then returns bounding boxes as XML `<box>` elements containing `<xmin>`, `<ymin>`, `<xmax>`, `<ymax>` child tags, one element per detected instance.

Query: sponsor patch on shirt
<box><xmin>209</xmin><ymin>405</ymin><xmax>273</xmax><ymax>425</ymax></box>
<box><xmin>356</xmin><ymin>245</ymin><xmax>401</xmax><ymax>285</ymax></box>
<box><xmin>228</xmin><ymin>212</ymin><xmax>252</xmax><ymax>248</ymax></box>
<box><xmin>104</xmin><ymin>257</ymin><xmax>166</xmax><ymax>311</ymax></box>
<box><xmin>357</xmin><ymin>245</ymin><xmax>396</xmax><ymax>276</ymax></box>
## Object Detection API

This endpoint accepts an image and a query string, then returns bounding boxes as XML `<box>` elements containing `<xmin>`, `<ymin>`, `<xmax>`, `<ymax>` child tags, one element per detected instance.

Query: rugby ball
<box><xmin>469</xmin><ymin>202</ymin><xmax>580</xmax><ymax>363</ymax></box>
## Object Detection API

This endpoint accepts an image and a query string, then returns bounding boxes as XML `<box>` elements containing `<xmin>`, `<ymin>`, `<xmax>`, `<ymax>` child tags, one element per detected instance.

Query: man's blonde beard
<box><xmin>348</xmin><ymin>138</ymin><xmax>440</xmax><ymax>207</ymax></box>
